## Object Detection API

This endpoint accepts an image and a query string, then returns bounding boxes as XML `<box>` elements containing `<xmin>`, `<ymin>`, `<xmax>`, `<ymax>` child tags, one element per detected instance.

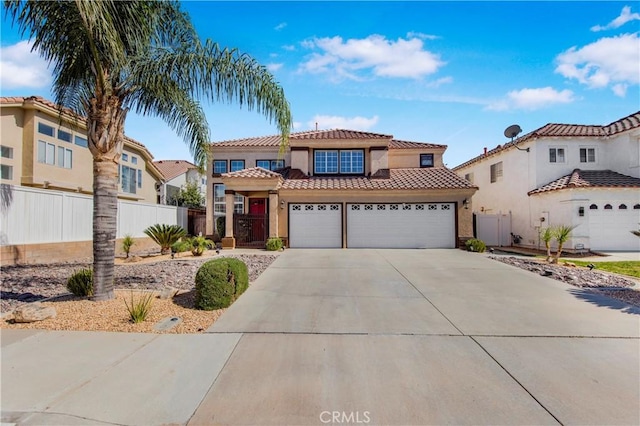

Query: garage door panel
<box><xmin>347</xmin><ymin>203</ymin><xmax>455</xmax><ymax>249</ymax></box>
<box><xmin>289</xmin><ymin>204</ymin><xmax>342</xmax><ymax>248</ymax></box>
<box><xmin>589</xmin><ymin>208</ymin><xmax>640</xmax><ymax>251</ymax></box>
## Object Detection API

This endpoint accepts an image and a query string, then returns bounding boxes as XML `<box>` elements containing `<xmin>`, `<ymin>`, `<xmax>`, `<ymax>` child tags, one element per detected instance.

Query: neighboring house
<box><xmin>153</xmin><ymin>159</ymin><xmax>206</xmax><ymax>206</ymax></box>
<box><xmin>0</xmin><ymin>96</ymin><xmax>164</xmax><ymax>203</ymax></box>
<box><xmin>207</xmin><ymin>129</ymin><xmax>477</xmax><ymax>249</ymax></box>
<box><xmin>453</xmin><ymin>111</ymin><xmax>640</xmax><ymax>252</ymax></box>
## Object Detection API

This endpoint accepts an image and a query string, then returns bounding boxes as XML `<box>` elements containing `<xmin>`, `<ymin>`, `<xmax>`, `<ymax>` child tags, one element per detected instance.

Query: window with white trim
<box><xmin>580</xmin><ymin>148</ymin><xmax>596</xmax><ymax>163</ymax></box>
<box><xmin>214</xmin><ymin>184</ymin><xmax>225</xmax><ymax>213</ymax></box>
<box><xmin>74</xmin><ymin>136</ymin><xmax>88</xmax><ymax>148</ymax></box>
<box><xmin>57</xmin><ymin>146</ymin><xmax>73</xmax><ymax>169</ymax></box>
<box><xmin>314</xmin><ymin>149</ymin><xmax>363</xmax><ymax>174</ymax></box>
<box><xmin>549</xmin><ymin>147</ymin><xmax>565</xmax><ymax>163</ymax></box>
<box><xmin>38</xmin><ymin>122</ymin><xmax>54</xmax><ymax>137</ymax></box>
<box><xmin>122</xmin><ymin>153</ymin><xmax>129</xmax><ymax>162</ymax></box>
<box><xmin>213</xmin><ymin>160</ymin><xmax>227</xmax><ymax>174</ymax></box>
<box><xmin>38</xmin><ymin>141</ymin><xmax>56</xmax><ymax>165</ymax></box>
<box><xmin>121</xmin><ymin>164</ymin><xmax>137</xmax><ymax>194</ymax></box>
<box><xmin>256</xmin><ymin>159</ymin><xmax>285</xmax><ymax>170</ymax></box>
<box><xmin>490</xmin><ymin>161</ymin><xmax>503</xmax><ymax>183</ymax></box>
<box><xmin>420</xmin><ymin>154</ymin><xmax>434</xmax><ymax>168</ymax></box>
<box><xmin>230</xmin><ymin>160</ymin><xmax>245</xmax><ymax>172</ymax></box>
<box><xmin>57</xmin><ymin>129</ymin><xmax>72</xmax><ymax>143</ymax></box>
<box><xmin>1</xmin><ymin>145</ymin><xmax>13</xmax><ymax>159</ymax></box>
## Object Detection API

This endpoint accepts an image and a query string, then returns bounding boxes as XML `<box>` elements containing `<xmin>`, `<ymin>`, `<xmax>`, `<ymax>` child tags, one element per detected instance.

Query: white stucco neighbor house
<box><xmin>453</xmin><ymin>111</ymin><xmax>640</xmax><ymax>252</ymax></box>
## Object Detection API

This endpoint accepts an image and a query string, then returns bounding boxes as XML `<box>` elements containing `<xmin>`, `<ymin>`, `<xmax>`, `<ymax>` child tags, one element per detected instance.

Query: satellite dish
<box><xmin>504</xmin><ymin>124</ymin><xmax>522</xmax><ymax>140</ymax></box>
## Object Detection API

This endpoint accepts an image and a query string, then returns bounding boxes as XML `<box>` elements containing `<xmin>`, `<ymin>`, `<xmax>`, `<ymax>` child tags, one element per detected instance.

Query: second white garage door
<box><xmin>289</xmin><ymin>203</ymin><xmax>342</xmax><ymax>248</ymax></box>
<box><xmin>347</xmin><ymin>203</ymin><xmax>455</xmax><ymax>248</ymax></box>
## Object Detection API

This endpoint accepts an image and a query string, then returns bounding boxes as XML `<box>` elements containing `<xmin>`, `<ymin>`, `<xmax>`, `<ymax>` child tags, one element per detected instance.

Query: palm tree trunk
<box><xmin>92</xmin><ymin>158</ymin><xmax>118</xmax><ymax>300</ymax></box>
<box><xmin>87</xmin><ymin>94</ymin><xmax>127</xmax><ymax>301</ymax></box>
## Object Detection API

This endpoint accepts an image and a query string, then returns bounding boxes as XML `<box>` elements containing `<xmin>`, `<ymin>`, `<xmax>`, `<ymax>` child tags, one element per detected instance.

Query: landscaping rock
<box><xmin>158</xmin><ymin>287</ymin><xmax>178</xmax><ymax>300</ymax></box>
<box><xmin>12</xmin><ymin>303</ymin><xmax>57</xmax><ymax>323</ymax></box>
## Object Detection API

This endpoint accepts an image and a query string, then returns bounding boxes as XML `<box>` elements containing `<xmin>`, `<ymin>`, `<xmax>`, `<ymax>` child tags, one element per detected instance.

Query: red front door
<box><xmin>249</xmin><ymin>198</ymin><xmax>266</xmax><ymax>215</ymax></box>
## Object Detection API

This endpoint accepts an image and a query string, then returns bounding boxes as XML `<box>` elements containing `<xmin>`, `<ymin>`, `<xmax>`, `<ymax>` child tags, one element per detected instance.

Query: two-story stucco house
<box><xmin>453</xmin><ymin>111</ymin><xmax>640</xmax><ymax>252</ymax></box>
<box><xmin>0</xmin><ymin>96</ymin><xmax>164</xmax><ymax>203</ymax></box>
<box><xmin>153</xmin><ymin>159</ymin><xmax>206</xmax><ymax>206</ymax></box>
<box><xmin>207</xmin><ymin>129</ymin><xmax>477</xmax><ymax>249</ymax></box>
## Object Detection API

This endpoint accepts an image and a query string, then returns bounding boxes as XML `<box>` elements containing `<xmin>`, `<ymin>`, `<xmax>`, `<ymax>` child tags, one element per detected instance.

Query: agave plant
<box><xmin>553</xmin><ymin>225</ymin><xmax>577</xmax><ymax>264</ymax></box>
<box><xmin>144</xmin><ymin>224</ymin><xmax>187</xmax><ymax>255</ymax></box>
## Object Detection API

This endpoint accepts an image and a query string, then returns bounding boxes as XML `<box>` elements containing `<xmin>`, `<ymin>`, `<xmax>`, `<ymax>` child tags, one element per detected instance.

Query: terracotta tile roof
<box><xmin>390</xmin><ymin>140</ymin><xmax>446</xmax><ymax>149</ymax></box>
<box><xmin>528</xmin><ymin>169</ymin><xmax>640</xmax><ymax>195</ymax></box>
<box><xmin>153</xmin><ymin>160</ymin><xmax>197</xmax><ymax>181</ymax></box>
<box><xmin>454</xmin><ymin>111</ymin><xmax>640</xmax><ymax>170</ymax></box>
<box><xmin>223</xmin><ymin>167</ymin><xmax>284</xmax><ymax>179</ymax></box>
<box><xmin>281</xmin><ymin>167</ymin><xmax>476</xmax><ymax>191</ymax></box>
<box><xmin>212</xmin><ymin>134</ymin><xmax>283</xmax><ymax>148</ymax></box>
<box><xmin>292</xmin><ymin>129</ymin><xmax>393</xmax><ymax>140</ymax></box>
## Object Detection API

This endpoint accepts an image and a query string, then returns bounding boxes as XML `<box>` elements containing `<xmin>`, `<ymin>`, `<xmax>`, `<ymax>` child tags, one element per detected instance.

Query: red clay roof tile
<box><xmin>528</xmin><ymin>169</ymin><xmax>640</xmax><ymax>195</ymax></box>
<box><xmin>153</xmin><ymin>160</ymin><xmax>197</xmax><ymax>181</ymax></box>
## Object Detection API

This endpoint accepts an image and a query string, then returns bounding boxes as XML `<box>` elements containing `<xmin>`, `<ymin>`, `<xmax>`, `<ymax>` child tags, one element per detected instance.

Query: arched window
<box><xmin>604</xmin><ymin>204</ymin><xmax>613</xmax><ymax>210</ymax></box>
<box><xmin>634</xmin><ymin>204</ymin><xmax>640</xmax><ymax>210</ymax></box>
<box><xmin>619</xmin><ymin>204</ymin><xmax>627</xmax><ymax>210</ymax></box>
<box><xmin>589</xmin><ymin>204</ymin><xmax>598</xmax><ymax>210</ymax></box>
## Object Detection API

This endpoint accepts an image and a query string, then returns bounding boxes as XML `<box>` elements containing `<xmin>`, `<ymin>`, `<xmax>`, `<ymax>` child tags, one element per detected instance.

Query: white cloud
<box><xmin>306</xmin><ymin>114</ymin><xmax>379</xmax><ymax>131</ymax></box>
<box><xmin>266</xmin><ymin>63</ymin><xmax>283</xmax><ymax>72</ymax></box>
<box><xmin>591</xmin><ymin>6</ymin><xmax>640</xmax><ymax>31</ymax></box>
<box><xmin>282</xmin><ymin>45</ymin><xmax>296</xmax><ymax>51</ymax></box>
<box><xmin>486</xmin><ymin>87</ymin><xmax>575</xmax><ymax>111</ymax></box>
<box><xmin>555</xmin><ymin>33</ymin><xmax>639</xmax><ymax>95</ymax></box>
<box><xmin>0</xmin><ymin>40</ymin><xmax>52</xmax><ymax>89</ymax></box>
<box><xmin>292</xmin><ymin>121</ymin><xmax>303</xmax><ymax>130</ymax></box>
<box><xmin>406</xmin><ymin>31</ymin><xmax>439</xmax><ymax>40</ymax></box>
<box><xmin>426</xmin><ymin>76</ymin><xmax>453</xmax><ymax>88</ymax></box>
<box><xmin>274</xmin><ymin>22</ymin><xmax>287</xmax><ymax>31</ymax></box>
<box><xmin>299</xmin><ymin>34</ymin><xmax>445</xmax><ymax>80</ymax></box>
<box><xmin>612</xmin><ymin>83</ymin><xmax>628</xmax><ymax>97</ymax></box>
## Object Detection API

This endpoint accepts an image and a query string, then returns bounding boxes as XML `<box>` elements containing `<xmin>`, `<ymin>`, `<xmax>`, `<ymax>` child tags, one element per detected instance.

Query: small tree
<box><xmin>168</xmin><ymin>179</ymin><xmax>205</xmax><ymax>208</ymax></box>
<box><xmin>144</xmin><ymin>224</ymin><xmax>187</xmax><ymax>255</ymax></box>
<box><xmin>540</xmin><ymin>227</ymin><xmax>554</xmax><ymax>262</ymax></box>
<box><xmin>122</xmin><ymin>234</ymin><xmax>135</xmax><ymax>258</ymax></box>
<box><xmin>553</xmin><ymin>225</ymin><xmax>576</xmax><ymax>264</ymax></box>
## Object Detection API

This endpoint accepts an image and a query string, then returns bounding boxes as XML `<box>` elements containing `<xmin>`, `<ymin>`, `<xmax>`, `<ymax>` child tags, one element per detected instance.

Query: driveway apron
<box><xmin>191</xmin><ymin>249</ymin><xmax>640</xmax><ymax>425</ymax></box>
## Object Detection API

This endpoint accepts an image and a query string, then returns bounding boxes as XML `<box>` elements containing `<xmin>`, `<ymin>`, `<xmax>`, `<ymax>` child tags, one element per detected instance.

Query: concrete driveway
<box><xmin>2</xmin><ymin>249</ymin><xmax>639</xmax><ymax>425</ymax></box>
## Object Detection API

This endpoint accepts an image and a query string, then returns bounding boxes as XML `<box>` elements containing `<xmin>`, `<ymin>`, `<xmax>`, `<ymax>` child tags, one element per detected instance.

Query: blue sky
<box><xmin>1</xmin><ymin>1</ymin><xmax>639</xmax><ymax>167</ymax></box>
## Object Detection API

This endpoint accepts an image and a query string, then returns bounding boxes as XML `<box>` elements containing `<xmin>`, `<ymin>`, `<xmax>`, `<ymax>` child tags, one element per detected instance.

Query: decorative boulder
<box><xmin>12</xmin><ymin>303</ymin><xmax>56</xmax><ymax>323</ymax></box>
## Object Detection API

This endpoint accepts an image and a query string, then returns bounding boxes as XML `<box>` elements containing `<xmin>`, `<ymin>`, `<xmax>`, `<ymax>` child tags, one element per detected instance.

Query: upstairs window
<box><xmin>57</xmin><ymin>129</ymin><xmax>72</xmax><ymax>143</ymax></box>
<box><xmin>315</xmin><ymin>150</ymin><xmax>363</xmax><ymax>174</ymax></box>
<box><xmin>38</xmin><ymin>122</ymin><xmax>55</xmax><ymax>137</ymax></box>
<box><xmin>420</xmin><ymin>154</ymin><xmax>434</xmax><ymax>168</ymax></box>
<box><xmin>490</xmin><ymin>161</ymin><xmax>503</xmax><ymax>183</ymax></box>
<box><xmin>1</xmin><ymin>146</ymin><xmax>13</xmax><ymax>159</ymax></box>
<box><xmin>230</xmin><ymin>160</ymin><xmax>245</xmax><ymax>172</ymax></box>
<box><xmin>464</xmin><ymin>172</ymin><xmax>474</xmax><ymax>184</ymax></box>
<box><xmin>213</xmin><ymin>160</ymin><xmax>227</xmax><ymax>174</ymax></box>
<box><xmin>256</xmin><ymin>159</ymin><xmax>285</xmax><ymax>170</ymax></box>
<box><xmin>37</xmin><ymin>141</ymin><xmax>55</xmax><ymax>165</ymax></box>
<box><xmin>580</xmin><ymin>148</ymin><xmax>596</xmax><ymax>163</ymax></box>
<box><xmin>549</xmin><ymin>148</ymin><xmax>565</xmax><ymax>163</ymax></box>
<box><xmin>75</xmin><ymin>136</ymin><xmax>88</xmax><ymax>148</ymax></box>
<box><xmin>121</xmin><ymin>164</ymin><xmax>137</xmax><ymax>194</ymax></box>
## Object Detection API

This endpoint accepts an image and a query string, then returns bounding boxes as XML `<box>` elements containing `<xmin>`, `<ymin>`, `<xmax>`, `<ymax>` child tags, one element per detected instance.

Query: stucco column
<box><xmin>268</xmin><ymin>190</ymin><xmax>279</xmax><ymax>238</ymax></box>
<box><xmin>221</xmin><ymin>190</ymin><xmax>236</xmax><ymax>249</ymax></box>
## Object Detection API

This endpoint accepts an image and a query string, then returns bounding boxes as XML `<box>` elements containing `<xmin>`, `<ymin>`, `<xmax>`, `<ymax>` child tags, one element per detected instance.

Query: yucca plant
<box><xmin>553</xmin><ymin>225</ymin><xmax>577</xmax><ymax>264</ymax></box>
<box><xmin>122</xmin><ymin>234</ymin><xmax>135</xmax><ymax>258</ymax></box>
<box><xmin>123</xmin><ymin>291</ymin><xmax>154</xmax><ymax>323</ymax></box>
<box><xmin>144</xmin><ymin>224</ymin><xmax>187</xmax><ymax>255</ymax></box>
<box><xmin>540</xmin><ymin>227</ymin><xmax>554</xmax><ymax>262</ymax></box>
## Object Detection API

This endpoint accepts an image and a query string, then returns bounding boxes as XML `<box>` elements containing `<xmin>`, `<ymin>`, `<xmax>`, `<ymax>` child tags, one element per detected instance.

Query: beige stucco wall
<box><xmin>388</xmin><ymin>148</ymin><xmax>445</xmax><ymax>168</ymax></box>
<box><xmin>0</xmin><ymin>107</ymin><xmax>24</xmax><ymax>186</ymax></box>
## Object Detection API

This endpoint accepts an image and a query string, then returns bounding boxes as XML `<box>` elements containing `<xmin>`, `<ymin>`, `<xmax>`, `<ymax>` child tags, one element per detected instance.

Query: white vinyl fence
<box><xmin>0</xmin><ymin>185</ymin><xmax>188</xmax><ymax>245</ymax></box>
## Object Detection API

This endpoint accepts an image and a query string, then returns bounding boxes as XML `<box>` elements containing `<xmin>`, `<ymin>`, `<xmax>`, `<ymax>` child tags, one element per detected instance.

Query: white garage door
<box><xmin>589</xmin><ymin>204</ymin><xmax>640</xmax><ymax>251</ymax></box>
<box><xmin>289</xmin><ymin>203</ymin><xmax>342</xmax><ymax>248</ymax></box>
<box><xmin>347</xmin><ymin>203</ymin><xmax>455</xmax><ymax>248</ymax></box>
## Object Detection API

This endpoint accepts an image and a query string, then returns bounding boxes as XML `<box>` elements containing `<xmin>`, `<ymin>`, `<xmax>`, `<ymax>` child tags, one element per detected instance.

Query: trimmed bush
<box><xmin>171</xmin><ymin>239</ymin><xmax>191</xmax><ymax>254</ymax></box>
<box><xmin>67</xmin><ymin>269</ymin><xmax>93</xmax><ymax>297</ymax></box>
<box><xmin>465</xmin><ymin>238</ymin><xmax>486</xmax><ymax>253</ymax></box>
<box><xmin>195</xmin><ymin>258</ymin><xmax>249</xmax><ymax>310</ymax></box>
<box><xmin>265</xmin><ymin>237</ymin><xmax>283</xmax><ymax>251</ymax></box>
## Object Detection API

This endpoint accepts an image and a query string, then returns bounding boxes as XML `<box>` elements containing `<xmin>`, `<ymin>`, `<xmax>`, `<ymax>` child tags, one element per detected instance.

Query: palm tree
<box><xmin>553</xmin><ymin>225</ymin><xmax>577</xmax><ymax>264</ymax></box>
<box><xmin>5</xmin><ymin>1</ymin><xmax>291</xmax><ymax>301</ymax></box>
<box><xmin>540</xmin><ymin>227</ymin><xmax>554</xmax><ymax>263</ymax></box>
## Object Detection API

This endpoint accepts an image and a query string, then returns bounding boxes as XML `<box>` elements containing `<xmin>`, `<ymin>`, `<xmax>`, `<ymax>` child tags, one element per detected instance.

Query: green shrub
<box><xmin>216</xmin><ymin>216</ymin><xmax>226</xmax><ymax>239</ymax></box>
<box><xmin>190</xmin><ymin>235</ymin><xmax>214</xmax><ymax>256</ymax></box>
<box><xmin>171</xmin><ymin>239</ymin><xmax>191</xmax><ymax>254</ymax></box>
<box><xmin>67</xmin><ymin>269</ymin><xmax>93</xmax><ymax>297</ymax></box>
<box><xmin>265</xmin><ymin>237</ymin><xmax>283</xmax><ymax>251</ymax></box>
<box><xmin>465</xmin><ymin>238</ymin><xmax>486</xmax><ymax>253</ymax></box>
<box><xmin>195</xmin><ymin>258</ymin><xmax>249</xmax><ymax>310</ymax></box>
<box><xmin>122</xmin><ymin>234</ymin><xmax>135</xmax><ymax>258</ymax></box>
<box><xmin>123</xmin><ymin>291</ymin><xmax>154</xmax><ymax>323</ymax></box>
<box><xmin>144</xmin><ymin>224</ymin><xmax>187</xmax><ymax>254</ymax></box>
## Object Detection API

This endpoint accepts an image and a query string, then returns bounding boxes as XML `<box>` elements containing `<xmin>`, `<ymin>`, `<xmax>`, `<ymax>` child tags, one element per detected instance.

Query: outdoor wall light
<box><xmin>578</xmin><ymin>206</ymin><xmax>585</xmax><ymax>217</ymax></box>
<box><xmin>463</xmin><ymin>199</ymin><xmax>470</xmax><ymax>209</ymax></box>
<box><xmin>280</xmin><ymin>200</ymin><xmax>285</xmax><ymax>209</ymax></box>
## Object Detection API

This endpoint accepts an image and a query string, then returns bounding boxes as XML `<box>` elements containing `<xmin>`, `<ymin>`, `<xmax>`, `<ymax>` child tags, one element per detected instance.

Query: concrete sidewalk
<box><xmin>2</xmin><ymin>249</ymin><xmax>639</xmax><ymax>425</ymax></box>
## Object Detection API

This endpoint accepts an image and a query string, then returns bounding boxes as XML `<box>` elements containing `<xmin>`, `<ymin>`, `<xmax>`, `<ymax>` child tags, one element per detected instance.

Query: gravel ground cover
<box><xmin>0</xmin><ymin>253</ymin><xmax>278</xmax><ymax>333</ymax></box>
<box><xmin>491</xmin><ymin>255</ymin><xmax>640</xmax><ymax>307</ymax></box>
